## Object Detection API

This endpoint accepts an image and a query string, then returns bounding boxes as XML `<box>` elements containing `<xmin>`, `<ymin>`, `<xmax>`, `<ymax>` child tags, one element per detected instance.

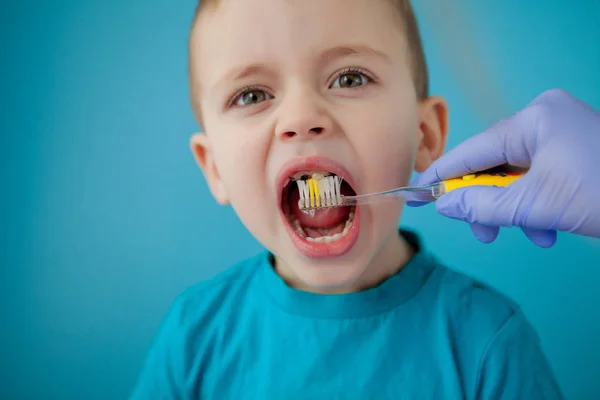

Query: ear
<box><xmin>414</xmin><ymin>96</ymin><xmax>449</xmax><ymax>172</ymax></box>
<box><xmin>190</xmin><ymin>133</ymin><xmax>229</xmax><ymax>205</ymax></box>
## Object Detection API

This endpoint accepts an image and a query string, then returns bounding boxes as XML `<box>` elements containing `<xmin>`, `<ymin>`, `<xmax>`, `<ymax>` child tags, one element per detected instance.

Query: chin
<box><xmin>275</xmin><ymin>220</ymin><xmax>383</xmax><ymax>293</ymax></box>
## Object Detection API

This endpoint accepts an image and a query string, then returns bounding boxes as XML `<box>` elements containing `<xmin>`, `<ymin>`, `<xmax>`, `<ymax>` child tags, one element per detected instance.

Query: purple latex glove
<box><xmin>409</xmin><ymin>89</ymin><xmax>600</xmax><ymax>247</ymax></box>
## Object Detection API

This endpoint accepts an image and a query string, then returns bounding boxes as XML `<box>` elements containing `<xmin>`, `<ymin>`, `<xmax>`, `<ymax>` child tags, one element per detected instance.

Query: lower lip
<box><xmin>281</xmin><ymin>206</ymin><xmax>361</xmax><ymax>259</ymax></box>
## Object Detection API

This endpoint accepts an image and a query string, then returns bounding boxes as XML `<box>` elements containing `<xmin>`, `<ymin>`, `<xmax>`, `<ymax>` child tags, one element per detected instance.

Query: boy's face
<box><xmin>190</xmin><ymin>0</ymin><xmax>447</xmax><ymax>292</ymax></box>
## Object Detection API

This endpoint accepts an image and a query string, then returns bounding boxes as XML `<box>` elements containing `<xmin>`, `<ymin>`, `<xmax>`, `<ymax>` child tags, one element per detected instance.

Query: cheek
<box><xmin>356</xmin><ymin>123</ymin><xmax>417</xmax><ymax>234</ymax></box>
<box><xmin>212</xmin><ymin>129</ymin><xmax>267</xmax><ymax>186</ymax></box>
<box><xmin>344</xmin><ymin>90</ymin><xmax>420</xmax><ymax>186</ymax></box>
<box><xmin>355</xmin><ymin>121</ymin><xmax>419</xmax><ymax>191</ymax></box>
<box><xmin>211</xmin><ymin>134</ymin><xmax>277</xmax><ymax>234</ymax></box>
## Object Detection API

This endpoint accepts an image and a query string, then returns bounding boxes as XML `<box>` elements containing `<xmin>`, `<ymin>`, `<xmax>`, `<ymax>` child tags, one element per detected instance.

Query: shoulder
<box><xmin>420</xmin><ymin>259</ymin><xmax>563</xmax><ymax>396</ymax></box>
<box><xmin>426</xmin><ymin>259</ymin><xmax>521</xmax><ymax>332</ymax></box>
<box><xmin>180</xmin><ymin>252</ymin><xmax>265</xmax><ymax>301</ymax></box>
<box><xmin>129</xmin><ymin>254</ymin><xmax>269</xmax><ymax>398</ymax></box>
<box><xmin>428</xmin><ymin>265</ymin><xmax>566</xmax><ymax>398</ymax></box>
<box><xmin>418</xmin><ymin>256</ymin><xmax>527</xmax><ymax>370</ymax></box>
<box><xmin>166</xmin><ymin>252</ymin><xmax>267</xmax><ymax>331</ymax></box>
<box><xmin>404</xmin><ymin>230</ymin><xmax>519</xmax><ymax>331</ymax></box>
<box><xmin>178</xmin><ymin>251</ymin><xmax>266</xmax><ymax>312</ymax></box>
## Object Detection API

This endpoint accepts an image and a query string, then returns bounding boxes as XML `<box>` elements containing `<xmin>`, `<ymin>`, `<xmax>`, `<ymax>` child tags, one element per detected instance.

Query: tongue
<box><xmin>289</xmin><ymin>185</ymin><xmax>350</xmax><ymax>229</ymax></box>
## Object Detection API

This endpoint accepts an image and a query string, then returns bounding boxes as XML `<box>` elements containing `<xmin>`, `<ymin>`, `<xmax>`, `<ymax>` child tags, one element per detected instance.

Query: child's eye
<box><xmin>330</xmin><ymin>70</ymin><xmax>371</xmax><ymax>89</ymax></box>
<box><xmin>232</xmin><ymin>89</ymin><xmax>273</xmax><ymax>107</ymax></box>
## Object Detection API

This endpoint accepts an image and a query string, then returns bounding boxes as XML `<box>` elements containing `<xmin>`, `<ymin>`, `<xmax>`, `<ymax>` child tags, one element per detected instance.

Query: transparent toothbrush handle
<box><xmin>341</xmin><ymin>183</ymin><xmax>442</xmax><ymax>206</ymax></box>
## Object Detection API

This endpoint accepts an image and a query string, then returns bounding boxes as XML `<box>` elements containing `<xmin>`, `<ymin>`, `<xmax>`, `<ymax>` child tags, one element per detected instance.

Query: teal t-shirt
<box><xmin>130</xmin><ymin>231</ymin><xmax>563</xmax><ymax>399</ymax></box>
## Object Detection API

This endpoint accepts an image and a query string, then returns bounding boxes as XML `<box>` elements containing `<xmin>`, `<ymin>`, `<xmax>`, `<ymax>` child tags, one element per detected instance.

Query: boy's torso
<box><xmin>172</xmin><ymin>233</ymin><xmax>517</xmax><ymax>400</ymax></box>
<box><xmin>195</xmin><ymin>297</ymin><xmax>470</xmax><ymax>399</ymax></box>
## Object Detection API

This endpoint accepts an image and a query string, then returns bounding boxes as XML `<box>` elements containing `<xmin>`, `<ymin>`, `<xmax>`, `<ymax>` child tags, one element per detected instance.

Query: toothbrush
<box><xmin>296</xmin><ymin>172</ymin><xmax>524</xmax><ymax>210</ymax></box>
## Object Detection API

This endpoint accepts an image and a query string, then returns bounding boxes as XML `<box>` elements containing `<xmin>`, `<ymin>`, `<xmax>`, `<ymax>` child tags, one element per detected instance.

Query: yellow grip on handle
<box><xmin>443</xmin><ymin>172</ymin><xmax>524</xmax><ymax>193</ymax></box>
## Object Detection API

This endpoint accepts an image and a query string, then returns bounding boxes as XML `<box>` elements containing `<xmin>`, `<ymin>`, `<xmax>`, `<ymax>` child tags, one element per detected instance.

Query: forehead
<box><xmin>192</xmin><ymin>0</ymin><xmax>406</xmax><ymax>88</ymax></box>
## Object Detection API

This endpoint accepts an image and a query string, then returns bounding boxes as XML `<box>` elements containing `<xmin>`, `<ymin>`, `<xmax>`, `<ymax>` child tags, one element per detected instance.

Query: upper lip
<box><xmin>275</xmin><ymin>155</ymin><xmax>356</xmax><ymax>205</ymax></box>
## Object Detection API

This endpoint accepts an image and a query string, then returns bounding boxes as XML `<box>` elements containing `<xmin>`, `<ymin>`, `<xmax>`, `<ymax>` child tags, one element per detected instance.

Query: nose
<box><xmin>275</xmin><ymin>89</ymin><xmax>333</xmax><ymax>140</ymax></box>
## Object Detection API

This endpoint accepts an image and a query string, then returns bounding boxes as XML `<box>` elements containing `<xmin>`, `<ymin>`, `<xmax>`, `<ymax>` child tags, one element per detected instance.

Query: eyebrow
<box><xmin>211</xmin><ymin>63</ymin><xmax>274</xmax><ymax>97</ymax></box>
<box><xmin>226</xmin><ymin>63</ymin><xmax>272</xmax><ymax>82</ymax></box>
<box><xmin>318</xmin><ymin>45</ymin><xmax>391</xmax><ymax>66</ymax></box>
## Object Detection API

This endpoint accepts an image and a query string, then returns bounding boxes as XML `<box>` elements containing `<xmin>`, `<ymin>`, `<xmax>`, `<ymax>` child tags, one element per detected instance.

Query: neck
<box><xmin>352</xmin><ymin>230</ymin><xmax>414</xmax><ymax>292</ymax></box>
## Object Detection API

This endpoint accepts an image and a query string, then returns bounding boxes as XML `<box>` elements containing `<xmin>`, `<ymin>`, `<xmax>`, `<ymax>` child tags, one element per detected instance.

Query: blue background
<box><xmin>2</xmin><ymin>1</ymin><xmax>599</xmax><ymax>399</ymax></box>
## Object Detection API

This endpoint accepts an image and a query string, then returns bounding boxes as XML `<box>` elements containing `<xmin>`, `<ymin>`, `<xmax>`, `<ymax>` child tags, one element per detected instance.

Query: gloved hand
<box><xmin>409</xmin><ymin>89</ymin><xmax>600</xmax><ymax>247</ymax></box>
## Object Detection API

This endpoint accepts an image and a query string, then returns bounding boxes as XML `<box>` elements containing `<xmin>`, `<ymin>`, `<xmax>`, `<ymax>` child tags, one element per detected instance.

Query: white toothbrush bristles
<box><xmin>295</xmin><ymin>174</ymin><xmax>343</xmax><ymax>209</ymax></box>
<box><xmin>323</xmin><ymin>177</ymin><xmax>331</xmax><ymax>206</ymax></box>
<box><xmin>319</xmin><ymin>176</ymin><xmax>328</xmax><ymax>207</ymax></box>
<box><xmin>296</xmin><ymin>180</ymin><xmax>309</xmax><ymax>209</ymax></box>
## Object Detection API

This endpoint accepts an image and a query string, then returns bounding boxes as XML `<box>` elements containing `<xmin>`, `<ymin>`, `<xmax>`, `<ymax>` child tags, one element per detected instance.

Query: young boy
<box><xmin>131</xmin><ymin>0</ymin><xmax>564</xmax><ymax>398</ymax></box>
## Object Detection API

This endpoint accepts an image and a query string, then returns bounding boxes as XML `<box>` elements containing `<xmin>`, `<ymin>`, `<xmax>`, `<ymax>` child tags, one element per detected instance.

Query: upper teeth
<box><xmin>289</xmin><ymin>170</ymin><xmax>331</xmax><ymax>181</ymax></box>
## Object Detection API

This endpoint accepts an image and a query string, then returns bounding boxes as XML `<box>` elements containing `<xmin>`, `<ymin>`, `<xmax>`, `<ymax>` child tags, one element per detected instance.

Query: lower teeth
<box><xmin>290</xmin><ymin>209</ymin><xmax>355</xmax><ymax>243</ymax></box>
<box><xmin>292</xmin><ymin>220</ymin><xmax>305</xmax><ymax>238</ymax></box>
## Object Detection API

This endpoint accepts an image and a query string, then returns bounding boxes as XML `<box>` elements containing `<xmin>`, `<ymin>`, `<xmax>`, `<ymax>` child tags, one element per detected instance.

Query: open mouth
<box><xmin>276</xmin><ymin>158</ymin><xmax>361</xmax><ymax>259</ymax></box>
<box><xmin>281</xmin><ymin>172</ymin><xmax>357</xmax><ymax>243</ymax></box>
